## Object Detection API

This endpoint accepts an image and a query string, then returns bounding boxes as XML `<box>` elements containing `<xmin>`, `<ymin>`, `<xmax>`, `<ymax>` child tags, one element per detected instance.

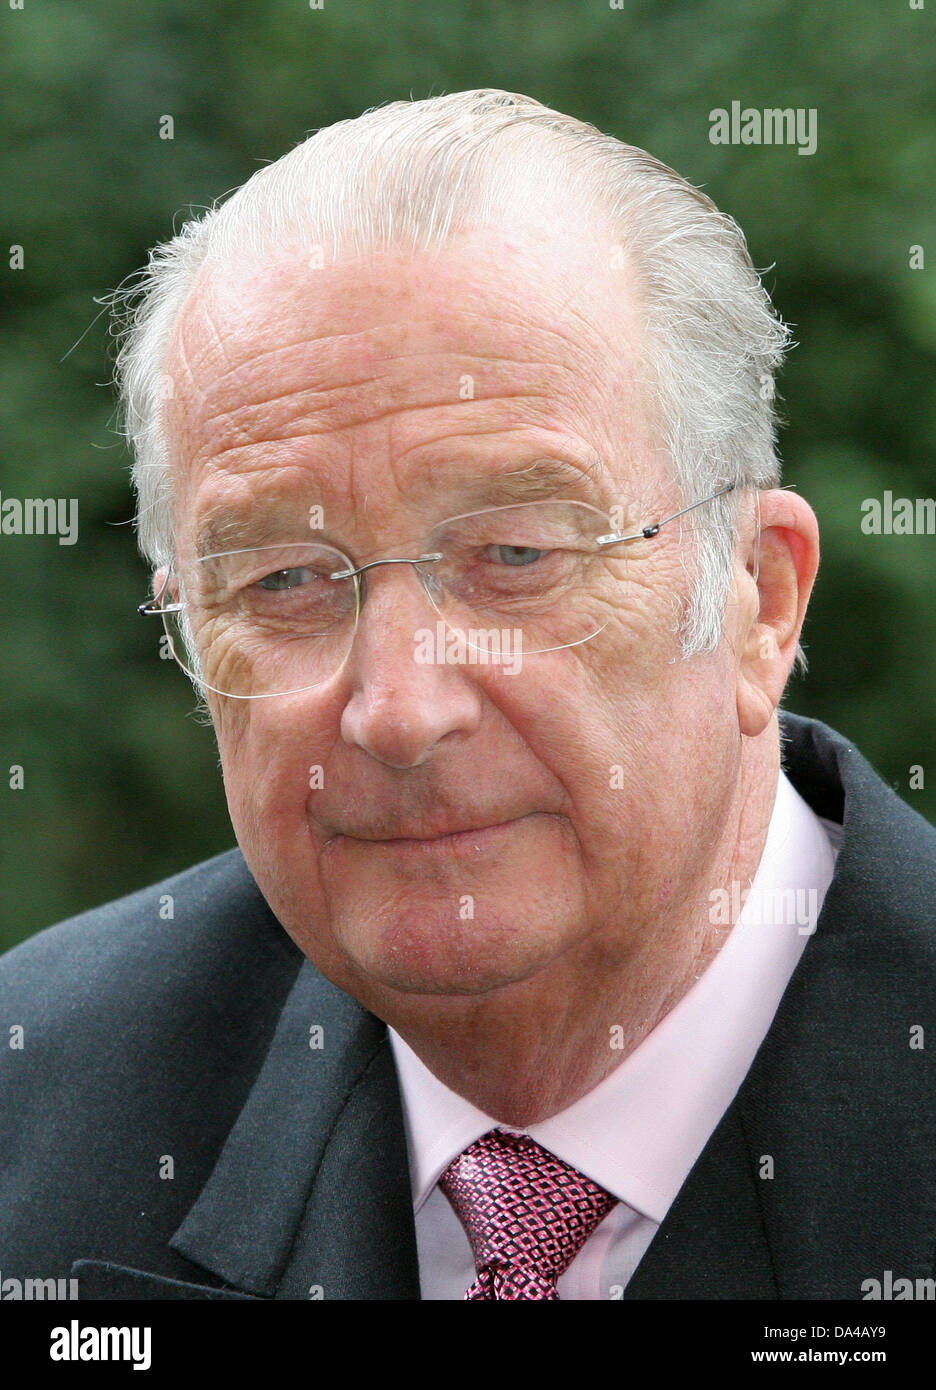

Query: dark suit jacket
<box><xmin>1</xmin><ymin>711</ymin><xmax>934</xmax><ymax>1300</ymax></box>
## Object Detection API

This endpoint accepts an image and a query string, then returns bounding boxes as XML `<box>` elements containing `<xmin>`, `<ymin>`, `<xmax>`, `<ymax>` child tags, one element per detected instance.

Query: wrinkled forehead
<box><xmin>161</xmin><ymin>222</ymin><xmax>661</xmax><ymax>550</ymax></box>
<box><xmin>167</xmin><ymin>217</ymin><xmax>644</xmax><ymax>379</ymax></box>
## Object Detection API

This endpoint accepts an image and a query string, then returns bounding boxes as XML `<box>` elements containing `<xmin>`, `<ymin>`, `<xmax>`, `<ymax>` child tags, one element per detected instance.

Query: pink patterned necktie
<box><xmin>438</xmin><ymin>1128</ymin><xmax>618</xmax><ymax>1300</ymax></box>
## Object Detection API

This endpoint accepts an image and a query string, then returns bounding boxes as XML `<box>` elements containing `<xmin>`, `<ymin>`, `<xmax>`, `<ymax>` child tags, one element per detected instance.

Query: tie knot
<box><xmin>438</xmin><ymin>1128</ymin><xmax>618</xmax><ymax>1300</ymax></box>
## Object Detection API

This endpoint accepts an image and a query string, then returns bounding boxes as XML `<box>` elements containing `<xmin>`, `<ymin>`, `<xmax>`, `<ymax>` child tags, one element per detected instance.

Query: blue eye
<box><xmin>257</xmin><ymin>567</ymin><xmax>313</xmax><ymax>591</ymax></box>
<box><xmin>489</xmin><ymin>545</ymin><xmax>545</xmax><ymax>567</ymax></box>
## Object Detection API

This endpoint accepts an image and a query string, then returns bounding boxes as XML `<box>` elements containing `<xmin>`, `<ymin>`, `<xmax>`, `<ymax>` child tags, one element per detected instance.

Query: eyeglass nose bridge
<box><xmin>329</xmin><ymin>551</ymin><xmax>447</xmax><ymax>612</ymax></box>
<box><xmin>328</xmin><ymin>551</ymin><xmax>444</xmax><ymax>582</ymax></box>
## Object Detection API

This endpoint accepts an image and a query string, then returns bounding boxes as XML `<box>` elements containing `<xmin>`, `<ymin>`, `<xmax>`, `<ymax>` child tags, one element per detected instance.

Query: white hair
<box><xmin>109</xmin><ymin>87</ymin><xmax>801</xmax><ymax>667</ymax></box>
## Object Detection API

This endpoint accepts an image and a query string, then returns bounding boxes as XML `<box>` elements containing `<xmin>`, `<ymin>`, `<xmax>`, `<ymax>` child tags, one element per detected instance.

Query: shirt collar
<box><xmin>389</xmin><ymin>768</ymin><xmax>838</xmax><ymax>1219</ymax></box>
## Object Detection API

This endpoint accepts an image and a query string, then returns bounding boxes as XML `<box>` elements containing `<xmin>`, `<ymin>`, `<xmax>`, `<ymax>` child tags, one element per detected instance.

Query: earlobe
<box><xmin>737</xmin><ymin>593</ymin><xmax>785</xmax><ymax>738</ymax></box>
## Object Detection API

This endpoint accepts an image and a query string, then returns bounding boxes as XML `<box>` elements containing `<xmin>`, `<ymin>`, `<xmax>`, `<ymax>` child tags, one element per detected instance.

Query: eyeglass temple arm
<box><xmin>138</xmin><ymin>570</ymin><xmax>183</xmax><ymax>616</ymax></box>
<box><xmin>596</xmin><ymin>481</ymin><xmax>737</xmax><ymax>547</ymax></box>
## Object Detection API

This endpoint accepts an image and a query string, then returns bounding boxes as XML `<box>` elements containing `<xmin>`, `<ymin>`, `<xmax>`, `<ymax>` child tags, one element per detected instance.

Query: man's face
<box><xmin>164</xmin><ymin>222</ymin><xmax>746</xmax><ymax>1015</ymax></box>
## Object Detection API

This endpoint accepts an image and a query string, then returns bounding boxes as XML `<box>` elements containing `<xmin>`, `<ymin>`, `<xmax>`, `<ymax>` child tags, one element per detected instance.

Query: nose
<box><xmin>339</xmin><ymin>560</ymin><xmax>484</xmax><ymax>769</ymax></box>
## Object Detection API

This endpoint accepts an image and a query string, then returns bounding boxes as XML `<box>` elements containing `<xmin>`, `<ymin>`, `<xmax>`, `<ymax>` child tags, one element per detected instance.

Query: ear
<box><xmin>735</xmin><ymin>489</ymin><xmax>820</xmax><ymax>738</ymax></box>
<box><xmin>151</xmin><ymin>566</ymin><xmax>181</xmax><ymax>605</ymax></box>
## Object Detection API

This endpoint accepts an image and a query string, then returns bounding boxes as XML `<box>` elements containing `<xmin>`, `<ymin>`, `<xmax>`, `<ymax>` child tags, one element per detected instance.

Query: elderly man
<box><xmin>2</xmin><ymin>89</ymin><xmax>934</xmax><ymax>1303</ymax></box>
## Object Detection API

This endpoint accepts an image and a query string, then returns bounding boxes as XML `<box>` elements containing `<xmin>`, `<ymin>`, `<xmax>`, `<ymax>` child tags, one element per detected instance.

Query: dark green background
<box><xmin>2</xmin><ymin>0</ymin><xmax>934</xmax><ymax>952</ymax></box>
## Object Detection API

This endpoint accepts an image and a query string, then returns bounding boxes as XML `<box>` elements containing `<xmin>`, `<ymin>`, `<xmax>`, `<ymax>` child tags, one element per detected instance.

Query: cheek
<box><xmin>212</xmin><ymin>697</ymin><xmax>326</xmax><ymax>845</ymax></box>
<box><xmin>527</xmin><ymin>613</ymin><xmax>726</xmax><ymax>863</ymax></box>
<box><xmin>480</xmin><ymin>650</ymin><xmax>654</xmax><ymax>857</ymax></box>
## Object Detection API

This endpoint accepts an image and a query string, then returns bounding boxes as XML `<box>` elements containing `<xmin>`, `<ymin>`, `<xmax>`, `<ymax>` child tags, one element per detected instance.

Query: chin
<box><xmin>330</xmin><ymin>893</ymin><xmax>577</xmax><ymax>998</ymax></box>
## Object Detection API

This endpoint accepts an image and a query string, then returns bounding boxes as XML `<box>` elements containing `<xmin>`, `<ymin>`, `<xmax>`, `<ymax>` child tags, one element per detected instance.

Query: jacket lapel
<box><xmin>72</xmin><ymin>954</ymin><xmax>420</xmax><ymax>1301</ymax></box>
<box><xmin>166</xmin><ymin>954</ymin><xmax>420</xmax><ymax>1299</ymax></box>
<box><xmin>623</xmin><ymin>1106</ymin><xmax>778</xmax><ymax>1297</ymax></box>
<box><xmin>271</xmin><ymin>1036</ymin><xmax>421</xmax><ymax>1299</ymax></box>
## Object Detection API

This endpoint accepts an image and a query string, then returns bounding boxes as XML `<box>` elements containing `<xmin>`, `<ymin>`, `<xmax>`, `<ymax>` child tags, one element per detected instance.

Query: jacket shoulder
<box><xmin>0</xmin><ymin>847</ymin><xmax>302</xmax><ymax>1025</ymax></box>
<box><xmin>0</xmin><ymin>851</ymin><xmax>308</xmax><ymax>1281</ymax></box>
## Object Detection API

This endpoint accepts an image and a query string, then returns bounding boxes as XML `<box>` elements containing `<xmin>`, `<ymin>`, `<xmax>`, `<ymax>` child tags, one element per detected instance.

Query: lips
<box><xmin>369</xmin><ymin>819</ymin><xmax>520</xmax><ymax>847</ymax></box>
<box><xmin>325</xmin><ymin>814</ymin><xmax>532</xmax><ymax>854</ymax></box>
<box><xmin>330</xmin><ymin>811</ymin><xmax>532</xmax><ymax>842</ymax></box>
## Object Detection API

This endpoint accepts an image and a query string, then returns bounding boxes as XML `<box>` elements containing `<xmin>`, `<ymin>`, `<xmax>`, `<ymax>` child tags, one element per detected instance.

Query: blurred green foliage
<box><xmin>1</xmin><ymin>0</ymin><xmax>933</xmax><ymax>951</ymax></box>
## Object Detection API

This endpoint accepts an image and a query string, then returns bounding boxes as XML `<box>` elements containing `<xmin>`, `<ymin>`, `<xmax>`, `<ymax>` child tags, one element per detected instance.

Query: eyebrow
<box><xmin>442</xmin><ymin>454</ymin><xmax>610</xmax><ymax>512</ymax></box>
<box><xmin>192</xmin><ymin>453</ymin><xmax>611</xmax><ymax>558</ymax></box>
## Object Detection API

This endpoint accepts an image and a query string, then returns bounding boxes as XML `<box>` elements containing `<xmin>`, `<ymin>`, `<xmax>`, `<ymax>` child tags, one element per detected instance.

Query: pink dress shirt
<box><xmin>388</xmin><ymin>768</ymin><xmax>841</xmax><ymax>1299</ymax></box>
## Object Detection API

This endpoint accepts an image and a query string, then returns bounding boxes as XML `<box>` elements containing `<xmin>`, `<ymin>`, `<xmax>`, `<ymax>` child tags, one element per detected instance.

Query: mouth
<box><xmin>332</xmin><ymin>815</ymin><xmax>532</xmax><ymax>856</ymax></box>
